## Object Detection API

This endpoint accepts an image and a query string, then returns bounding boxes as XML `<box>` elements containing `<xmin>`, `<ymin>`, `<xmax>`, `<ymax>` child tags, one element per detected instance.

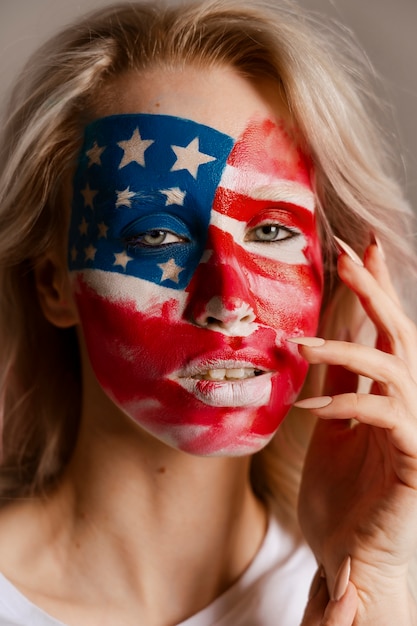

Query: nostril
<box><xmin>191</xmin><ymin>297</ymin><xmax>256</xmax><ymax>332</ymax></box>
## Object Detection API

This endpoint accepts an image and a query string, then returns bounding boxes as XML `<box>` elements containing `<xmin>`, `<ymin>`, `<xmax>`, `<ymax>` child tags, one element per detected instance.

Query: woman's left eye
<box><xmin>246</xmin><ymin>224</ymin><xmax>298</xmax><ymax>242</ymax></box>
<box><xmin>126</xmin><ymin>229</ymin><xmax>188</xmax><ymax>248</ymax></box>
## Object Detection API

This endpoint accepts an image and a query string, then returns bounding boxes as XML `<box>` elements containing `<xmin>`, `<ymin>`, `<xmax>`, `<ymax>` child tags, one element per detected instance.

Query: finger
<box><xmin>364</xmin><ymin>244</ymin><xmax>406</xmax><ymax>357</ymax></box>
<box><xmin>297</xmin><ymin>392</ymin><xmax>417</xmax><ymax>461</ymax></box>
<box><xmin>292</xmin><ymin>339</ymin><xmax>414</xmax><ymax>397</ymax></box>
<box><xmin>337</xmin><ymin>254</ymin><xmax>417</xmax><ymax>368</ymax></box>
<box><xmin>321</xmin><ymin>582</ymin><xmax>358</xmax><ymax>626</ymax></box>
<box><xmin>364</xmin><ymin>242</ymin><xmax>401</xmax><ymax>306</ymax></box>
<box><xmin>300</xmin><ymin>571</ymin><xmax>329</xmax><ymax>625</ymax></box>
<box><xmin>301</xmin><ymin>573</ymin><xmax>357</xmax><ymax>626</ymax></box>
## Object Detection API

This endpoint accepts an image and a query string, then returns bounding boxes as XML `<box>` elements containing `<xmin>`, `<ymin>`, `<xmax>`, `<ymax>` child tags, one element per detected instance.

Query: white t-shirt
<box><xmin>0</xmin><ymin>516</ymin><xmax>316</xmax><ymax>626</ymax></box>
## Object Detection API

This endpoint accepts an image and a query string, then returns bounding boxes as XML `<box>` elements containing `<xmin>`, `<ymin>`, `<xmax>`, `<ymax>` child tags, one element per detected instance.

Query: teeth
<box><xmin>208</xmin><ymin>369</ymin><xmax>227</xmax><ymax>380</ymax></box>
<box><xmin>226</xmin><ymin>368</ymin><xmax>245</xmax><ymax>379</ymax></box>
<box><xmin>193</xmin><ymin>368</ymin><xmax>264</xmax><ymax>381</ymax></box>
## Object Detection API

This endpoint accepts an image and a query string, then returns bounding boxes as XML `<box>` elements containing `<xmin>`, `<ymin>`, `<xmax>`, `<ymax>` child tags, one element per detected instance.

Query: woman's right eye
<box><xmin>126</xmin><ymin>229</ymin><xmax>189</xmax><ymax>248</ymax></box>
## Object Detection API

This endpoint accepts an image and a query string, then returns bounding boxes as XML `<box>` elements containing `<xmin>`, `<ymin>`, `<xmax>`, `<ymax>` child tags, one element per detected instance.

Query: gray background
<box><xmin>1</xmin><ymin>0</ymin><xmax>416</xmax><ymax>208</ymax></box>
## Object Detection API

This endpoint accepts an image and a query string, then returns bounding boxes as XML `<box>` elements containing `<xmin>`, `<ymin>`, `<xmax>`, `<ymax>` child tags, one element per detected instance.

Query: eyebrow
<box><xmin>219</xmin><ymin>165</ymin><xmax>316</xmax><ymax>212</ymax></box>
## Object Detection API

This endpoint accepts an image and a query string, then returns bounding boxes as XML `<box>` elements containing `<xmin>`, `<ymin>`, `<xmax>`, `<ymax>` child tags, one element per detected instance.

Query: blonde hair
<box><xmin>0</xmin><ymin>0</ymin><xmax>416</xmax><ymax>528</ymax></box>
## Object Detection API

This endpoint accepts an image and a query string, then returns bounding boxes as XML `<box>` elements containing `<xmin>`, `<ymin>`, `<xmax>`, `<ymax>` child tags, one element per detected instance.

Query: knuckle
<box><xmin>345</xmin><ymin>392</ymin><xmax>359</xmax><ymax>414</ymax></box>
<box><xmin>381</xmin><ymin>353</ymin><xmax>409</xmax><ymax>388</ymax></box>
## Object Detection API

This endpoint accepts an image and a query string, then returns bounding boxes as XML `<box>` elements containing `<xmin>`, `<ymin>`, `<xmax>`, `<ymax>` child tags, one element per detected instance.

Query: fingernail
<box><xmin>287</xmin><ymin>337</ymin><xmax>326</xmax><ymax>347</ymax></box>
<box><xmin>294</xmin><ymin>396</ymin><xmax>333</xmax><ymax>409</ymax></box>
<box><xmin>332</xmin><ymin>555</ymin><xmax>351</xmax><ymax>601</ymax></box>
<box><xmin>334</xmin><ymin>236</ymin><xmax>364</xmax><ymax>266</ymax></box>
<box><xmin>308</xmin><ymin>565</ymin><xmax>326</xmax><ymax>600</ymax></box>
<box><xmin>371</xmin><ymin>233</ymin><xmax>386</xmax><ymax>261</ymax></box>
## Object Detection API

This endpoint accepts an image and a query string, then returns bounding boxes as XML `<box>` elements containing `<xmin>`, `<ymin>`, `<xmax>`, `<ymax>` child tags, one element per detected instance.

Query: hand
<box><xmin>301</xmin><ymin>565</ymin><xmax>357</xmax><ymax>626</ymax></box>
<box><xmin>295</xmin><ymin>241</ymin><xmax>417</xmax><ymax>623</ymax></box>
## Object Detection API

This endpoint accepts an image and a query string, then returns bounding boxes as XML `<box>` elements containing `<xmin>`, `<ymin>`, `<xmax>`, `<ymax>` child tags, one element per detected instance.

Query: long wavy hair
<box><xmin>0</xmin><ymin>0</ymin><xmax>415</xmax><ymax>531</ymax></box>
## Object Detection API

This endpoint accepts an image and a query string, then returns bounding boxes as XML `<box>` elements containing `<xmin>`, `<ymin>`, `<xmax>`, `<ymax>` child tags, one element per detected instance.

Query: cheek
<box><xmin>219</xmin><ymin>226</ymin><xmax>323</xmax><ymax>335</ymax></box>
<box><xmin>73</xmin><ymin>275</ymin><xmax>184</xmax><ymax>396</ymax></box>
<box><xmin>248</xmin><ymin>260</ymin><xmax>322</xmax><ymax>330</ymax></box>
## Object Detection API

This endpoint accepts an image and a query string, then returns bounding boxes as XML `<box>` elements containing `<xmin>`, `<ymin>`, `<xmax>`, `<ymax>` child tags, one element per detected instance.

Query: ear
<box><xmin>34</xmin><ymin>252</ymin><xmax>79</xmax><ymax>328</ymax></box>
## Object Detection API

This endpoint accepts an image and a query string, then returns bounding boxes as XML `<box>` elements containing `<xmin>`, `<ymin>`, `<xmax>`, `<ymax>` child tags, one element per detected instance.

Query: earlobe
<box><xmin>34</xmin><ymin>253</ymin><xmax>79</xmax><ymax>328</ymax></box>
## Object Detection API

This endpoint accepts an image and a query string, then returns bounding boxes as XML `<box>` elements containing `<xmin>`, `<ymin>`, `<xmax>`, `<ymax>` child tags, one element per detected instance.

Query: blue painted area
<box><xmin>69</xmin><ymin>114</ymin><xmax>234</xmax><ymax>289</ymax></box>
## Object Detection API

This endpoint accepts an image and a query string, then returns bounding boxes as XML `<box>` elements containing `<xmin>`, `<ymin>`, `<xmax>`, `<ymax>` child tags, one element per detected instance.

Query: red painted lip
<box><xmin>175</xmin><ymin>373</ymin><xmax>274</xmax><ymax>407</ymax></box>
<box><xmin>171</xmin><ymin>349</ymin><xmax>280</xmax><ymax>379</ymax></box>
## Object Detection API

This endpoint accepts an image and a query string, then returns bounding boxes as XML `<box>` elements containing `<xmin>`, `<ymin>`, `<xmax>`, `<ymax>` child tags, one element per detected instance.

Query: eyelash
<box><xmin>246</xmin><ymin>223</ymin><xmax>300</xmax><ymax>243</ymax></box>
<box><xmin>125</xmin><ymin>229</ymin><xmax>189</xmax><ymax>249</ymax></box>
<box><xmin>124</xmin><ymin>222</ymin><xmax>299</xmax><ymax>251</ymax></box>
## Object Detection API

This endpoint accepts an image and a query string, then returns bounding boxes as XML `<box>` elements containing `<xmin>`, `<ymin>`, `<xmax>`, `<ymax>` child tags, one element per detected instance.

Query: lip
<box><xmin>171</xmin><ymin>352</ymin><xmax>276</xmax><ymax>407</ymax></box>
<box><xmin>173</xmin><ymin>350</ymin><xmax>277</xmax><ymax>378</ymax></box>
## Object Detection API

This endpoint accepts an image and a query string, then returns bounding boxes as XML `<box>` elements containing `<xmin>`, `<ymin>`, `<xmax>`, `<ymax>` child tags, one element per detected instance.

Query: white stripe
<box><xmin>219</xmin><ymin>164</ymin><xmax>315</xmax><ymax>212</ymax></box>
<box><xmin>209</xmin><ymin>210</ymin><xmax>308</xmax><ymax>265</ymax></box>
<box><xmin>71</xmin><ymin>269</ymin><xmax>187</xmax><ymax>312</ymax></box>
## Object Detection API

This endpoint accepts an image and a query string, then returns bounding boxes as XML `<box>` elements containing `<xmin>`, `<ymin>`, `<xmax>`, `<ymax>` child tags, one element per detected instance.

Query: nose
<box><xmin>185</xmin><ymin>229</ymin><xmax>257</xmax><ymax>336</ymax></box>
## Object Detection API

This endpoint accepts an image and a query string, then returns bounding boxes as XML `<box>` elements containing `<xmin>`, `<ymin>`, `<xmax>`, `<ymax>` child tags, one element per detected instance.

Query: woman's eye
<box><xmin>247</xmin><ymin>224</ymin><xmax>297</xmax><ymax>242</ymax></box>
<box><xmin>127</xmin><ymin>229</ymin><xmax>188</xmax><ymax>248</ymax></box>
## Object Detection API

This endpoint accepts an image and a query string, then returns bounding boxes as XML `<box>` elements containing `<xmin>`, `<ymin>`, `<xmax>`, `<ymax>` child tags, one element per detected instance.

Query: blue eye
<box><xmin>246</xmin><ymin>224</ymin><xmax>299</xmax><ymax>242</ymax></box>
<box><xmin>126</xmin><ymin>229</ymin><xmax>189</xmax><ymax>249</ymax></box>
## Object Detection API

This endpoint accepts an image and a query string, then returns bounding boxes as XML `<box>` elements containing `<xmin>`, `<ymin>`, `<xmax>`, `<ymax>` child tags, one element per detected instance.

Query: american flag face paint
<box><xmin>69</xmin><ymin>113</ymin><xmax>323</xmax><ymax>456</ymax></box>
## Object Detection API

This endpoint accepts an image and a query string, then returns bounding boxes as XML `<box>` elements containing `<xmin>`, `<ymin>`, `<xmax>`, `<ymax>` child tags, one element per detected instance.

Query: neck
<box><xmin>46</xmin><ymin>395</ymin><xmax>267</xmax><ymax>623</ymax></box>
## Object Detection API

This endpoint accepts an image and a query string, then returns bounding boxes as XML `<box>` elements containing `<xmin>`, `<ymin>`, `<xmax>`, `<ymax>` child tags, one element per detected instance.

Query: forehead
<box><xmin>71</xmin><ymin>113</ymin><xmax>235</xmax><ymax>228</ymax></box>
<box><xmin>93</xmin><ymin>66</ymin><xmax>289</xmax><ymax>139</ymax></box>
<box><xmin>70</xmin><ymin>113</ymin><xmax>313</xmax><ymax>231</ymax></box>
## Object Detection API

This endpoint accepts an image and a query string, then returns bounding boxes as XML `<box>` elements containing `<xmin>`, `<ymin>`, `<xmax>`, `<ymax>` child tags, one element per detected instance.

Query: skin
<box><xmin>0</xmin><ymin>66</ymin><xmax>414</xmax><ymax>626</ymax></box>
<box><xmin>0</xmin><ymin>67</ymin><xmax>328</xmax><ymax>626</ymax></box>
<box><xmin>301</xmin><ymin>570</ymin><xmax>358</xmax><ymax>626</ymax></box>
<box><xmin>298</xmin><ymin>245</ymin><xmax>417</xmax><ymax>624</ymax></box>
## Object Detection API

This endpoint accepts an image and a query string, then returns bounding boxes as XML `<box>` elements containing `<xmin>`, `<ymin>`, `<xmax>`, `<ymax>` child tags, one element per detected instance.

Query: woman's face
<box><xmin>68</xmin><ymin>67</ymin><xmax>323</xmax><ymax>456</ymax></box>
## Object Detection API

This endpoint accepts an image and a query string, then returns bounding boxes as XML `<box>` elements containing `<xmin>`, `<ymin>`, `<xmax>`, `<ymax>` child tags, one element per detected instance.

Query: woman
<box><xmin>0</xmin><ymin>0</ymin><xmax>415</xmax><ymax>624</ymax></box>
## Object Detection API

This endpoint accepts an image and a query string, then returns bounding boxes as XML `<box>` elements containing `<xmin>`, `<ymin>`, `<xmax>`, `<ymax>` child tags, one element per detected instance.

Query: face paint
<box><xmin>69</xmin><ymin>113</ymin><xmax>323</xmax><ymax>456</ymax></box>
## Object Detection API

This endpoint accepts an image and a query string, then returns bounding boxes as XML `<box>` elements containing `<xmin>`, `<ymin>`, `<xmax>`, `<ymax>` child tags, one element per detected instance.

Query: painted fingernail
<box><xmin>332</xmin><ymin>555</ymin><xmax>351</xmax><ymax>601</ymax></box>
<box><xmin>334</xmin><ymin>236</ymin><xmax>364</xmax><ymax>266</ymax></box>
<box><xmin>371</xmin><ymin>233</ymin><xmax>386</xmax><ymax>260</ymax></box>
<box><xmin>287</xmin><ymin>337</ymin><xmax>326</xmax><ymax>347</ymax></box>
<box><xmin>308</xmin><ymin>565</ymin><xmax>326</xmax><ymax>600</ymax></box>
<box><xmin>294</xmin><ymin>396</ymin><xmax>333</xmax><ymax>409</ymax></box>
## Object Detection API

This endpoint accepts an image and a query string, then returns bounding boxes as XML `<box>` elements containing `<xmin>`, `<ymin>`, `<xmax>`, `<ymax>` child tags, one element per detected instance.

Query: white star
<box><xmin>113</xmin><ymin>251</ymin><xmax>133</xmax><ymax>270</ymax></box>
<box><xmin>78</xmin><ymin>217</ymin><xmax>88</xmax><ymax>236</ymax></box>
<box><xmin>117</xmin><ymin>128</ymin><xmax>154</xmax><ymax>169</ymax></box>
<box><xmin>170</xmin><ymin>137</ymin><xmax>216</xmax><ymax>179</ymax></box>
<box><xmin>84</xmin><ymin>244</ymin><xmax>97</xmax><ymax>262</ymax></box>
<box><xmin>97</xmin><ymin>222</ymin><xmax>109</xmax><ymax>238</ymax></box>
<box><xmin>160</xmin><ymin>187</ymin><xmax>186</xmax><ymax>206</ymax></box>
<box><xmin>70</xmin><ymin>245</ymin><xmax>78</xmax><ymax>262</ymax></box>
<box><xmin>86</xmin><ymin>141</ymin><xmax>105</xmax><ymax>167</ymax></box>
<box><xmin>116</xmin><ymin>186</ymin><xmax>136</xmax><ymax>208</ymax></box>
<box><xmin>158</xmin><ymin>258</ymin><xmax>184</xmax><ymax>283</ymax></box>
<box><xmin>81</xmin><ymin>184</ymin><xmax>98</xmax><ymax>209</ymax></box>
